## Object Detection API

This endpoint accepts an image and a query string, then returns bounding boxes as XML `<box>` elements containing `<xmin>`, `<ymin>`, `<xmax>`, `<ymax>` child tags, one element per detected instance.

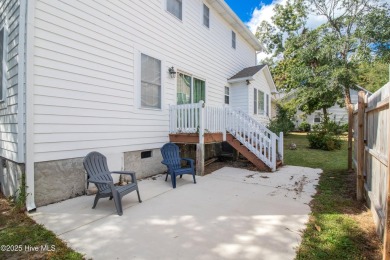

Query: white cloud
<box><xmin>246</xmin><ymin>0</ymin><xmax>328</xmax><ymax>34</ymax></box>
<box><xmin>246</xmin><ymin>0</ymin><xmax>328</xmax><ymax>61</ymax></box>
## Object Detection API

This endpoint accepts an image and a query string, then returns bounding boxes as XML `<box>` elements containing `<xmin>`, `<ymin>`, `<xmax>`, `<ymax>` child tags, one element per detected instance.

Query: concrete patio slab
<box><xmin>30</xmin><ymin>165</ymin><xmax>322</xmax><ymax>260</ymax></box>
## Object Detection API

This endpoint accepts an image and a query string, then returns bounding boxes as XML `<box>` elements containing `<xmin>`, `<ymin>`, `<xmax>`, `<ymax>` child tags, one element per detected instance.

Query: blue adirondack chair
<box><xmin>83</xmin><ymin>151</ymin><xmax>142</xmax><ymax>216</ymax></box>
<box><xmin>161</xmin><ymin>143</ymin><xmax>196</xmax><ymax>188</ymax></box>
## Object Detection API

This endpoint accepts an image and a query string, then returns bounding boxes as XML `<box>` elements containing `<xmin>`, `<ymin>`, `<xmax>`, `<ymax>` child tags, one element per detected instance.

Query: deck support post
<box><xmin>196</xmin><ymin>101</ymin><xmax>205</xmax><ymax>176</ymax></box>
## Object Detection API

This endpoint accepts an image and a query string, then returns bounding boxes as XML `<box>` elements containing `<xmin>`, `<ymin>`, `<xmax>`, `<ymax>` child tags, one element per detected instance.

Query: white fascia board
<box><xmin>227</xmin><ymin>76</ymin><xmax>254</xmax><ymax>84</ymax></box>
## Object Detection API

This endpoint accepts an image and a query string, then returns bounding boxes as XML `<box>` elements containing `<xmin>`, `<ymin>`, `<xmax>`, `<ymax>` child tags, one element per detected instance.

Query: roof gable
<box><xmin>228</xmin><ymin>65</ymin><xmax>277</xmax><ymax>93</ymax></box>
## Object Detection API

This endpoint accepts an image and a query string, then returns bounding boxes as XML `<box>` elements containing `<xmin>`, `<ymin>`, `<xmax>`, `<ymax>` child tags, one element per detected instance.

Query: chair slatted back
<box><xmin>83</xmin><ymin>152</ymin><xmax>112</xmax><ymax>190</ymax></box>
<box><xmin>161</xmin><ymin>143</ymin><xmax>181</xmax><ymax>170</ymax></box>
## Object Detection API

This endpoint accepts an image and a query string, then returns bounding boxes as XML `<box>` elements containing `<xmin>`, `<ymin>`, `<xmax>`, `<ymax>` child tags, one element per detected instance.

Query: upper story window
<box><xmin>224</xmin><ymin>86</ymin><xmax>229</xmax><ymax>104</ymax></box>
<box><xmin>167</xmin><ymin>0</ymin><xmax>182</xmax><ymax>20</ymax></box>
<box><xmin>0</xmin><ymin>27</ymin><xmax>5</xmax><ymax>101</ymax></box>
<box><xmin>141</xmin><ymin>54</ymin><xmax>161</xmax><ymax>109</ymax></box>
<box><xmin>232</xmin><ymin>31</ymin><xmax>236</xmax><ymax>49</ymax></box>
<box><xmin>203</xmin><ymin>4</ymin><xmax>210</xmax><ymax>28</ymax></box>
<box><xmin>266</xmin><ymin>94</ymin><xmax>269</xmax><ymax>116</ymax></box>
<box><xmin>254</xmin><ymin>89</ymin><xmax>265</xmax><ymax>115</ymax></box>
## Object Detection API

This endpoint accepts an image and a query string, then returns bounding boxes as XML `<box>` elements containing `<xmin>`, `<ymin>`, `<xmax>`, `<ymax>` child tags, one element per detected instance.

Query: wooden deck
<box><xmin>169</xmin><ymin>133</ymin><xmax>223</xmax><ymax>144</ymax></box>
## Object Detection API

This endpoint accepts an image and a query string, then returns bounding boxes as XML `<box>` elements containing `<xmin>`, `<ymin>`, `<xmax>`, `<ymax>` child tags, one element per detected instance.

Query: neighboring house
<box><xmin>275</xmin><ymin>86</ymin><xmax>372</xmax><ymax>128</ymax></box>
<box><xmin>227</xmin><ymin>64</ymin><xmax>277</xmax><ymax>125</ymax></box>
<box><xmin>0</xmin><ymin>0</ymin><xmax>278</xmax><ymax>210</ymax></box>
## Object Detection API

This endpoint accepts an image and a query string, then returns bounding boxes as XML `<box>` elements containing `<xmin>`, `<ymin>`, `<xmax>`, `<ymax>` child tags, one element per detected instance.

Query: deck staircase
<box><xmin>169</xmin><ymin>101</ymin><xmax>284</xmax><ymax>172</ymax></box>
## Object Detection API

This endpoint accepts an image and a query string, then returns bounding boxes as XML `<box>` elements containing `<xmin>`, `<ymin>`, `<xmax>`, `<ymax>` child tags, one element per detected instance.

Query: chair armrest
<box><xmin>161</xmin><ymin>160</ymin><xmax>169</xmax><ymax>166</ymax></box>
<box><xmin>112</xmin><ymin>171</ymin><xmax>137</xmax><ymax>183</ymax></box>
<box><xmin>88</xmin><ymin>177</ymin><xmax>113</xmax><ymax>185</ymax></box>
<box><xmin>181</xmin><ymin>158</ymin><xmax>194</xmax><ymax>168</ymax></box>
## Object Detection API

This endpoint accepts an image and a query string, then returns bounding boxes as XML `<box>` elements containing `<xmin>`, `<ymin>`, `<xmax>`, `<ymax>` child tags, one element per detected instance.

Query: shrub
<box><xmin>299</xmin><ymin>121</ymin><xmax>311</xmax><ymax>132</ymax></box>
<box><xmin>268</xmin><ymin>118</ymin><xmax>295</xmax><ymax>135</ymax></box>
<box><xmin>340</xmin><ymin>123</ymin><xmax>349</xmax><ymax>133</ymax></box>
<box><xmin>268</xmin><ymin>104</ymin><xmax>295</xmax><ymax>135</ymax></box>
<box><xmin>307</xmin><ymin>120</ymin><xmax>342</xmax><ymax>151</ymax></box>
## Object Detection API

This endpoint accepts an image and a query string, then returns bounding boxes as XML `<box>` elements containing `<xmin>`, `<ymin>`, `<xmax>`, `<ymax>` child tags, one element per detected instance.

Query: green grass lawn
<box><xmin>284</xmin><ymin>133</ymin><xmax>381</xmax><ymax>259</ymax></box>
<box><xmin>0</xmin><ymin>197</ymin><xmax>84</xmax><ymax>260</ymax></box>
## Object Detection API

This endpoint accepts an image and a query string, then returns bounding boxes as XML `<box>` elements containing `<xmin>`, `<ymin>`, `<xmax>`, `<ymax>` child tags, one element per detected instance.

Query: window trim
<box><xmin>166</xmin><ymin>0</ymin><xmax>183</xmax><ymax>21</ymax></box>
<box><xmin>176</xmin><ymin>70</ymin><xmax>207</xmax><ymax>104</ymax></box>
<box><xmin>203</xmin><ymin>3</ymin><xmax>210</xmax><ymax>28</ymax></box>
<box><xmin>0</xmin><ymin>22</ymin><xmax>8</xmax><ymax>103</ymax></box>
<box><xmin>254</xmin><ymin>88</ymin><xmax>266</xmax><ymax>116</ymax></box>
<box><xmin>136</xmin><ymin>49</ymin><xmax>165</xmax><ymax>111</ymax></box>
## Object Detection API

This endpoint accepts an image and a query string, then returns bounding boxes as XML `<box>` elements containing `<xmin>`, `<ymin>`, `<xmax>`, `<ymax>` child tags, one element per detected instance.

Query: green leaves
<box><xmin>256</xmin><ymin>0</ymin><xmax>389</xmax><ymax>115</ymax></box>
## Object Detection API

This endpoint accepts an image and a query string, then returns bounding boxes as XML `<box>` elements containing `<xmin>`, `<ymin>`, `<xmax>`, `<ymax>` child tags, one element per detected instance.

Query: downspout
<box><xmin>24</xmin><ymin>0</ymin><xmax>36</xmax><ymax>211</ymax></box>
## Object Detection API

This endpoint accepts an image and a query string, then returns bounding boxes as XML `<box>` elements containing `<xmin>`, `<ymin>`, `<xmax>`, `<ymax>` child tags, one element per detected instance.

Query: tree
<box><xmin>257</xmin><ymin>0</ymin><xmax>390</xmax><ymax>113</ymax></box>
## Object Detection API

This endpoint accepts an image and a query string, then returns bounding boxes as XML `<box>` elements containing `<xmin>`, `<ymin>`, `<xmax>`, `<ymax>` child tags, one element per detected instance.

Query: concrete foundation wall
<box><xmin>0</xmin><ymin>157</ymin><xmax>25</xmax><ymax>198</ymax></box>
<box><xmin>124</xmin><ymin>149</ymin><xmax>166</xmax><ymax>180</ymax></box>
<box><xmin>34</xmin><ymin>158</ymin><xmax>86</xmax><ymax>207</ymax></box>
<box><xmin>177</xmin><ymin>143</ymin><xmax>222</xmax><ymax>162</ymax></box>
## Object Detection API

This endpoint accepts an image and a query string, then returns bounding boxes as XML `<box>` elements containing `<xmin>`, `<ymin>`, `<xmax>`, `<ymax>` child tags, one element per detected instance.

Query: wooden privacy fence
<box><xmin>349</xmin><ymin>82</ymin><xmax>390</xmax><ymax>259</ymax></box>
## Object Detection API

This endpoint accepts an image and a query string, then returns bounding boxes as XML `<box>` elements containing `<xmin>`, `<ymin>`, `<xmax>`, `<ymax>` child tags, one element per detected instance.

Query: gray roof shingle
<box><xmin>229</xmin><ymin>64</ymin><xmax>266</xmax><ymax>80</ymax></box>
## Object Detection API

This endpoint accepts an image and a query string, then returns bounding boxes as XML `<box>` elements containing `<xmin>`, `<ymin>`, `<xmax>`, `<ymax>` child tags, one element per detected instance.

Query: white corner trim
<box><xmin>24</xmin><ymin>0</ymin><xmax>36</xmax><ymax>211</ymax></box>
<box><xmin>17</xmin><ymin>0</ymin><xmax>26</xmax><ymax>164</ymax></box>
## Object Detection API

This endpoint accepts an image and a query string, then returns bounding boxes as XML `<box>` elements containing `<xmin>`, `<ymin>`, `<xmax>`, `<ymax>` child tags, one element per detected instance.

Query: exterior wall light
<box><xmin>169</xmin><ymin>66</ymin><xmax>177</xmax><ymax>78</ymax></box>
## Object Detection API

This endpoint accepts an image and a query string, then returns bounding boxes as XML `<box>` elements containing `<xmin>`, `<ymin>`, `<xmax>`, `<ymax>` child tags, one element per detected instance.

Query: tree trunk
<box><xmin>344</xmin><ymin>86</ymin><xmax>352</xmax><ymax>106</ymax></box>
<box><xmin>322</xmin><ymin>107</ymin><xmax>329</xmax><ymax>123</ymax></box>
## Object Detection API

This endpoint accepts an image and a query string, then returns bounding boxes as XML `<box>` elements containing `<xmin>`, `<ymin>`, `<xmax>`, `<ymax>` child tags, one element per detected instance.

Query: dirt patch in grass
<box><xmin>0</xmin><ymin>194</ymin><xmax>84</xmax><ymax>260</ymax></box>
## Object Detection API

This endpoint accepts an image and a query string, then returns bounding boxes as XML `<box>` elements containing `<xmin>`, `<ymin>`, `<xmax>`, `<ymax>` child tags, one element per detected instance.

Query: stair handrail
<box><xmin>225</xmin><ymin>107</ymin><xmax>275</xmax><ymax>169</ymax></box>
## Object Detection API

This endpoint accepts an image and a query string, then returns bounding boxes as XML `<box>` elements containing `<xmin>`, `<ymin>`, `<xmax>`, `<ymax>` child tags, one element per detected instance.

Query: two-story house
<box><xmin>0</xmin><ymin>0</ymin><xmax>279</xmax><ymax>211</ymax></box>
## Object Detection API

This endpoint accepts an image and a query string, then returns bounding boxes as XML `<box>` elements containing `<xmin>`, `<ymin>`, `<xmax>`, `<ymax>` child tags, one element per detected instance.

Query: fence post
<box><xmin>347</xmin><ymin>104</ymin><xmax>353</xmax><ymax>171</ymax></box>
<box><xmin>384</xmin><ymin>85</ymin><xmax>390</xmax><ymax>260</ymax></box>
<box><xmin>356</xmin><ymin>91</ymin><xmax>365</xmax><ymax>201</ymax></box>
<box><xmin>196</xmin><ymin>101</ymin><xmax>205</xmax><ymax>176</ymax></box>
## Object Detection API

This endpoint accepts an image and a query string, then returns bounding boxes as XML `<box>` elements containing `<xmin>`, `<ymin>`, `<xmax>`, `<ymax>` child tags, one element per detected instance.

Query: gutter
<box><xmin>24</xmin><ymin>0</ymin><xmax>36</xmax><ymax>211</ymax></box>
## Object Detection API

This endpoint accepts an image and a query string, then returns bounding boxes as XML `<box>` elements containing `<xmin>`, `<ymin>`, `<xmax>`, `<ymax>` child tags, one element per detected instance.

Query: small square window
<box><xmin>203</xmin><ymin>4</ymin><xmax>209</xmax><ymax>28</ymax></box>
<box><xmin>167</xmin><ymin>0</ymin><xmax>182</xmax><ymax>20</ymax></box>
<box><xmin>232</xmin><ymin>31</ymin><xmax>236</xmax><ymax>49</ymax></box>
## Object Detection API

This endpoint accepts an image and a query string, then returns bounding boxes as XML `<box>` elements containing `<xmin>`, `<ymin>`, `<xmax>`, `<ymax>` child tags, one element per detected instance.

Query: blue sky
<box><xmin>225</xmin><ymin>0</ymin><xmax>273</xmax><ymax>23</ymax></box>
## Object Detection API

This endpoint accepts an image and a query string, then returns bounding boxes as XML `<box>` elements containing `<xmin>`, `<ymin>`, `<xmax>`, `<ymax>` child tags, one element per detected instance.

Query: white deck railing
<box><xmin>169</xmin><ymin>101</ymin><xmax>283</xmax><ymax>171</ymax></box>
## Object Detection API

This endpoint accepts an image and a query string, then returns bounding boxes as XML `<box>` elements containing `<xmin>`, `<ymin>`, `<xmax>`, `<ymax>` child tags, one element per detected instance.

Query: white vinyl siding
<box><xmin>0</xmin><ymin>0</ymin><xmax>21</xmax><ymax>162</ymax></box>
<box><xmin>167</xmin><ymin>0</ymin><xmax>182</xmax><ymax>20</ymax></box>
<box><xmin>203</xmin><ymin>4</ymin><xmax>209</xmax><ymax>28</ymax></box>
<box><xmin>141</xmin><ymin>54</ymin><xmax>161</xmax><ymax>109</ymax></box>
<box><xmin>32</xmin><ymin>0</ymin><xmax>256</xmax><ymax>161</ymax></box>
